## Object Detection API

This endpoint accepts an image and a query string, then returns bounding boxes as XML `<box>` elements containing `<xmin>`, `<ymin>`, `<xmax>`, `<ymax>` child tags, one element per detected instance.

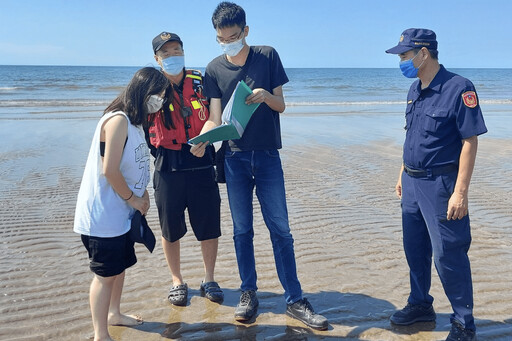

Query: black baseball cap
<box><xmin>152</xmin><ymin>32</ymin><xmax>183</xmax><ymax>54</ymax></box>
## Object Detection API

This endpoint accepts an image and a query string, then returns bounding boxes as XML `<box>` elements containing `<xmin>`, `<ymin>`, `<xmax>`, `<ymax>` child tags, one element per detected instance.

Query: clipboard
<box><xmin>188</xmin><ymin>80</ymin><xmax>260</xmax><ymax>144</ymax></box>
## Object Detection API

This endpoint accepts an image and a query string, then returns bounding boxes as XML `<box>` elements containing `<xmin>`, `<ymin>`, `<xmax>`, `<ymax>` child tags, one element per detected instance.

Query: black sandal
<box><xmin>168</xmin><ymin>283</ymin><xmax>188</xmax><ymax>306</ymax></box>
<box><xmin>200</xmin><ymin>281</ymin><xmax>224</xmax><ymax>303</ymax></box>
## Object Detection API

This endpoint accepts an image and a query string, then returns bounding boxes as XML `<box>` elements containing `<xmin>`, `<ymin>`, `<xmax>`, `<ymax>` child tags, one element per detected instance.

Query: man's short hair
<box><xmin>212</xmin><ymin>1</ymin><xmax>246</xmax><ymax>30</ymax></box>
<box><xmin>413</xmin><ymin>47</ymin><xmax>439</xmax><ymax>61</ymax></box>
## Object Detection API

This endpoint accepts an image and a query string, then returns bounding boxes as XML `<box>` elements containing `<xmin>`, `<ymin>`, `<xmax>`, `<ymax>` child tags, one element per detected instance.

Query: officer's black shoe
<box><xmin>446</xmin><ymin>321</ymin><xmax>476</xmax><ymax>341</ymax></box>
<box><xmin>286</xmin><ymin>298</ymin><xmax>328</xmax><ymax>330</ymax></box>
<box><xmin>390</xmin><ymin>303</ymin><xmax>436</xmax><ymax>325</ymax></box>
<box><xmin>234</xmin><ymin>290</ymin><xmax>258</xmax><ymax>321</ymax></box>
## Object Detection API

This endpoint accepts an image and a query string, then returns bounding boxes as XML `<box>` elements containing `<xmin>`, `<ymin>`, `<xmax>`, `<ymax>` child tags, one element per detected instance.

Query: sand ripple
<box><xmin>0</xmin><ymin>130</ymin><xmax>511</xmax><ymax>340</ymax></box>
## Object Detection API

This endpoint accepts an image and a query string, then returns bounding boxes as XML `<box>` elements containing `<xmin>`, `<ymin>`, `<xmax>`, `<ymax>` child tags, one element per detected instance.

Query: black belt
<box><xmin>404</xmin><ymin>164</ymin><xmax>458</xmax><ymax>178</ymax></box>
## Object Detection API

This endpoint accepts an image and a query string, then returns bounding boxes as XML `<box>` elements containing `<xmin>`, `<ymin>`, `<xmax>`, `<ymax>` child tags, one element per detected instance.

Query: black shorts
<box><xmin>81</xmin><ymin>232</ymin><xmax>137</xmax><ymax>277</ymax></box>
<box><xmin>154</xmin><ymin>166</ymin><xmax>221</xmax><ymax>243</ymax></box>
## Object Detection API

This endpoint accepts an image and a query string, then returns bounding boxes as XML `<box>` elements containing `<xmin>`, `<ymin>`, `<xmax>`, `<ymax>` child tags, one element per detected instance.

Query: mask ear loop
<box><xmin>415</xmin><ymin>48</ymin><xmax>427</xmax><ymax>71</ymax></box>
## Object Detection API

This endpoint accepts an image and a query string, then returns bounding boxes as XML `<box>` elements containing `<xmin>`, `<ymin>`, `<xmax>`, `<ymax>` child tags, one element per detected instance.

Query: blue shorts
<box><xmin>81</xmin><ymin>233</ymin><xmax>137</xmax><ymax>277</ymax></box>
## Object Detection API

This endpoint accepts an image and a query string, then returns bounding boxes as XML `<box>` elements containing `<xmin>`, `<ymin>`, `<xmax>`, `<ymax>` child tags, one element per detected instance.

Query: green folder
<box><xmin>188</xmin><ymin>80</ymin><xmax>260</xmax><ymax>145</ymax></box>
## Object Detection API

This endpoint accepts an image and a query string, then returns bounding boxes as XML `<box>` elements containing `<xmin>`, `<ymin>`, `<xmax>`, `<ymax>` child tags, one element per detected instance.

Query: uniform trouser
<box><xmin>224</xmin><ymin>149</ymin><xmax>302</xmax><ymax>305</ymax></box>
<box><xmin>401</xmin><ymin>171</ymin><xmax>475</xmax><ymax>331</ymax></box>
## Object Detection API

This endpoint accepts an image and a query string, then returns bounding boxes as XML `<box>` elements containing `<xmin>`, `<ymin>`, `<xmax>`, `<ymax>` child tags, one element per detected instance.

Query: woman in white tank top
<box><xmin>74</xmin><ymin>67</ymin><xmax>168</xmax><ymax>341</ymax></box>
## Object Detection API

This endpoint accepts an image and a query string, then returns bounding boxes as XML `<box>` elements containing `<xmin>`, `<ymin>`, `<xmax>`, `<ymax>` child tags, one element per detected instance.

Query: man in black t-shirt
<box><xmin>202</xmin><ymin>1</ymin><xmax>328</xmax><ymax>330</ymax></box>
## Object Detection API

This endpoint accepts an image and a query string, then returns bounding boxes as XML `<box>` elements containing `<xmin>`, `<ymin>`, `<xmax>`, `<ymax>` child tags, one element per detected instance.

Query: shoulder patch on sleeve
<box><xmin>462</xmin><ymin>91</ymin><xmax>478</xmax><ymax>108</ymax></box>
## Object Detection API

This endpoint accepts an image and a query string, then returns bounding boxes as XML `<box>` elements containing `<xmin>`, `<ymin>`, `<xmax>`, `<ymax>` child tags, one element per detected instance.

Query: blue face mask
<box><xmin>399</xmin><ymin>52</ymin><xmax>421</xmax><ymax>78</ymax></box>
<box><xmin>161</xmin><ymin>55</ymin><xmax>185</xmax><ymax>76</ymax></box>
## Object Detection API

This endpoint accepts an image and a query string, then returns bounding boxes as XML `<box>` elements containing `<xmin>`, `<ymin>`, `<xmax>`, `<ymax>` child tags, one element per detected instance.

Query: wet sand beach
<box><xmin>0</xmin><ymin>112</ymin><xmax>511</xmax><ymax>340</ymax></box>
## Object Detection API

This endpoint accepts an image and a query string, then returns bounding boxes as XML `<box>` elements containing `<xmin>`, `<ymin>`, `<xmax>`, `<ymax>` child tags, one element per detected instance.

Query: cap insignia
<box><xmin>161</xmin><ymin>32</ymin><xmax>171</xmax><ymax>40</ymax></box>
<box><xmin>399</xmin><ymin>35</ymin><xmax>404</xmax><ymax>42</ymax></box>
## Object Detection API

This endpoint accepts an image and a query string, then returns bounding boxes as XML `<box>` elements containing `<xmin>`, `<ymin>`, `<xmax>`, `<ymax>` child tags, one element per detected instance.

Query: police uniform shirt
<box><xmin>403</xmin><ymin>65</ymin><xmax>487</xmax><ymax>169</ymax></box>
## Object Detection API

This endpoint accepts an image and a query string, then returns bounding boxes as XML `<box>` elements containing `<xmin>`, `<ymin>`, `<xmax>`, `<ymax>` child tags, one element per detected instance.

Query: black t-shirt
<box><xmin>204</xmin><ymin>46</ymin><xmax>289</xmax><ymax>151</ymax></box>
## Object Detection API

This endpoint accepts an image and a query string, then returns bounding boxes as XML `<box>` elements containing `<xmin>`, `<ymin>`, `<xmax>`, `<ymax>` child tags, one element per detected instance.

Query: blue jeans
<box><xmin>224</xmin><ymin>149</ymin><xmax>302</xmax><ymax>305</ymax></box>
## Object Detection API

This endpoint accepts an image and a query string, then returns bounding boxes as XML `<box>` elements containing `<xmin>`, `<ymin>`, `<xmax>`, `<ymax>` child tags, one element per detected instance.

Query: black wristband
<box><xmin>124</xmin><ymin>191</ymin><xmax>134</xmax><ymax>201</ymax></box>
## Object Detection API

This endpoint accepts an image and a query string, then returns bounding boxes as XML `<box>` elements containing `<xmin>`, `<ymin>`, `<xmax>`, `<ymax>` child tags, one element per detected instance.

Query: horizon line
<box><xmin>1</xmin><ymin>64</ymin><xmax>511</xmax><ymax>70</ymax></box>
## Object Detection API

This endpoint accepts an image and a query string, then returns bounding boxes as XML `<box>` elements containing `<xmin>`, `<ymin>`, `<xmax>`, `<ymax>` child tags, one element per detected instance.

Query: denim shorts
<box><xmin>81</xmin><ymin>232</ymin><xmax>137</xmax><ymax>277</ymax></box>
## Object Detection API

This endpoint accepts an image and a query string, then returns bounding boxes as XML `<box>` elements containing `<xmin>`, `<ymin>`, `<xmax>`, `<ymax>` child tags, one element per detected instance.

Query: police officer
<box><xmin>386</xmin><ymin>28</ymin><xmax>487</xmax><ymax>341</ymax></box>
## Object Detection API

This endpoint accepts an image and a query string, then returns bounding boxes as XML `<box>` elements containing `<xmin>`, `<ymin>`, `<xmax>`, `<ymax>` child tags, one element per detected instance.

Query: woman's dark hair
<box><xmin>104</xmin><ymin>67</ymin><xmax>169</xmax><ymax>126</ymax></box>
<box><xmin>160</xmin><ymin>85</ymin><xmax>175</xmax><ymax>130</ymax></box>
<box><xmin>212</xmin><ymin>1</ymin><xmax>246</xmax><ymax>29</ymax></box>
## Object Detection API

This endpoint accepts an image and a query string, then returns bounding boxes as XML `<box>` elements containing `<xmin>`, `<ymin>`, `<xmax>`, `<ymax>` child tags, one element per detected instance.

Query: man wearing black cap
<box><xmin>386</xmin><ymin>28</ymin><xmax>487</xmax><ymax>341</ymax></box>
<box><xmin>147</xmin><ymin>32</ymin><xmax>223</xmax><ymax>306</ymax></box>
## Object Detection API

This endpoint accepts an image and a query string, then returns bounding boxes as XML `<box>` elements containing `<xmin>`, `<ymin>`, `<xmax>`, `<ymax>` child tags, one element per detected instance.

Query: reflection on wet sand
<box><xmin>1</xmin><ymin>115</ymin><xmax>511</xmax><ymax>340</ymax></box>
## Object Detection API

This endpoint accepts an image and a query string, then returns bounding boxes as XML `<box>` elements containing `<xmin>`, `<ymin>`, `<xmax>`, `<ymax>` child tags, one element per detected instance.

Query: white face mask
<box><xmin>146</xmin><ymin>95</ymin><xmax>164</xmax><ymax>113</ymax></box>
<box><xmin>219</xmin><ymin>37</ymin><xmax>244</xmax><ymax>57</ymax></box>
<box><xmin>161</xmin><ymin>55</ymin><xmax>185</xmax><ymax>76</ymax></box>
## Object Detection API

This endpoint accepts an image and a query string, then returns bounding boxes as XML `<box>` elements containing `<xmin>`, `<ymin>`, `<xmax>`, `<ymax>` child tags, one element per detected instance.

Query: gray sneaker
<box><xmin>286</xmin><ymin>298</ymin><xmax>328</xmax><ymax>330</ymax></box>
<box><xmin>234</xmin><ymin>290</ymin><xmax>258</xmax><ymax>321</ymax></box>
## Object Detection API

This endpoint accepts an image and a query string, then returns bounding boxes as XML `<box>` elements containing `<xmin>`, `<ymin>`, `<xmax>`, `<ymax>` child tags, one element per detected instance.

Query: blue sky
<box><xmin>1</xmin><ymin>0</ymin><xmax>511</xmax><ymax>68</ymax></box>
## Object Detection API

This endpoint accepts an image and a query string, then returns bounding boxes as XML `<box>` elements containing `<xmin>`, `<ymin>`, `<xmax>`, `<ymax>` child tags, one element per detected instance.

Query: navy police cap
<box><xmin>130</xmin><ymin>210</ymin><xmax>156</xmax><ymax>253</ymax></box>
<box><xmin>386</xmin><ymin>28</ymin><xmax>437</xmax><ymax>54</ymax></box>
<box><xmin>152</xmin><ymin>32</ymin><xmax>183</xmax><ymax>54</ymax></box>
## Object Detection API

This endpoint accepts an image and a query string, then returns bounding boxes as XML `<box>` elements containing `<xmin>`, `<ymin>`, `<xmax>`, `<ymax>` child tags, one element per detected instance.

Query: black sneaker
<box><xmin>234</xmin><ymin>290</ymin><xmax>258</xmax><ymax>321</ymax></box>
<box><xmin>446</xmin><ymin>321</ymin><xmax>476</xmax><ymax>341</ymax></box>
<box><xmin>390</xmin><ymin>303</ymin><xmax>436</xmax><ymax>325</ymax></box>
<box><xmin>286</xmin><ymin>298</ymin><xmax>328</xmax><ymax>330</ymax></box>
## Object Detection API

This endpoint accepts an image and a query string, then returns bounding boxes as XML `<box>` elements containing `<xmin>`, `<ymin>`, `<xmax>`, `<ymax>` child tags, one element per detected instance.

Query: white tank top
<box><xmin>74</xmin><ymin>111</ymin><xmax>151</xmax><ymax>237</ymax></box>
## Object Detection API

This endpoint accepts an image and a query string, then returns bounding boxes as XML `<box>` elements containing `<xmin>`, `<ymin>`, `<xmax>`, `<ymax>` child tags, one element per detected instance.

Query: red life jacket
<box><xmin>148</xmin><ymin>69</ymin><xmax>209</xmax><ymax>150</ymax></box>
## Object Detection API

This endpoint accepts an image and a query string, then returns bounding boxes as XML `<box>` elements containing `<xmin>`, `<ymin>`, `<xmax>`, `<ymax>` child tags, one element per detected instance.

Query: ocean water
<box><xmin>0</xmin><ymin>65</ymin><xmax>510</xmax><ymax>137</ymax></box>
<box><xmin>285</xmin><ymin>68</ymin><xmax>512</xmax><ymax>114</ymax></box>
<box><xmin>0</xmin><ymin>65</ymin><xmax>136</xmax><ymax>118</ymax></box>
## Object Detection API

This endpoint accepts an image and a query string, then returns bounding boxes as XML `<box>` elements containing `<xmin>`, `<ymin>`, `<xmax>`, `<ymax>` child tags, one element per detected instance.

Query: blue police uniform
<box><xmin>401</xmin><ymin>65</ymin><xmax>487</xmax><ymax>331</ymax></box>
